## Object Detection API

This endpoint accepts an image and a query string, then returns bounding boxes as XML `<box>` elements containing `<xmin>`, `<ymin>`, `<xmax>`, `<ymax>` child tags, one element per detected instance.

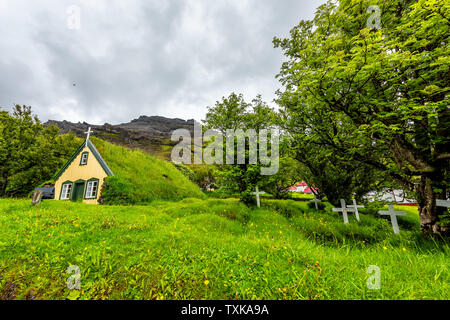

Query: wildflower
<box><xmin>383</xmin><ymin>246</ymin><xmax>388</xmax><ymax>250</ymax></box>
<box><xmin>314</xmin><ymin>260</ymin><xmax>322</xmax><ymax>269</ymax></box>
<box><xmin>402</xmin><ymin>248</ymin><xmax>407</xmax><ymax>252</ymax></box>
<box><xmin>204</xmin><ymin>280</ymin><xmax>210</xmax><ymax>286</ymax></box>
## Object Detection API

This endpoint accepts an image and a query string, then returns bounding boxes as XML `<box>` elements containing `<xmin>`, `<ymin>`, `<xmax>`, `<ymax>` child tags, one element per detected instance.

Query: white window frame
<box><xmin>61</xmin><ymin>183</ymin><xmax>72</xmax><ymax>200</ymax></box>
<box><xmin>80</xmin><ymin>152</ymin><xmax>89</xmax><ymax>165</ymax></box>
<box><xmin>85</xmin><ymin>180</ymin><xmax>98</xmax><ymax>199</ymax></box>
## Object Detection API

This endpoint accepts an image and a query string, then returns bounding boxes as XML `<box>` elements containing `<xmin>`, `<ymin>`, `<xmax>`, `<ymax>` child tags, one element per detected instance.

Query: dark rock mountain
<box><xmin>45</xmin><ymin>116</ymin><xmax>197</xmax><ymax>159</ymax></box>
<box><xmin>117</xmin><ymin>116</ymin><xmax>196</xmax><ymax>137</ymax></box>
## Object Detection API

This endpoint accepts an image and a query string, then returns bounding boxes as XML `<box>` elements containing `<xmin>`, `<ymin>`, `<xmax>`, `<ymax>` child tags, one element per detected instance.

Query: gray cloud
<box><xmin>0</xmin><ymin>0</ymin><xmax>325</xmax><ymax>124</ymax></box>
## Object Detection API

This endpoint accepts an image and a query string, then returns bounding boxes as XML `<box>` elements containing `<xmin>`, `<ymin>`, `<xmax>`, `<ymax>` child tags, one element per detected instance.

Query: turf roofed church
<box><xmin>54</xmin><ymin>128</ymin><xmax>113</xmax><ymax>204</ymax></box>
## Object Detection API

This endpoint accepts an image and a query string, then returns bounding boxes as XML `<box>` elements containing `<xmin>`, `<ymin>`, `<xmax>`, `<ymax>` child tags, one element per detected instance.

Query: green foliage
<box><xmin>0</xmin><ymin>198</ymin><xmax>448</xmax><ymax>300</ymax></box>
<box><xmin>307</xmin><ymin>201</ymin><xmax>326</xmax><ymax>211</ymax></box>
<box><xmin>291</xmin><ymin>192</ymin><xmax>315</xmax><ymax>200</ymax></box>
<box><xmin>274</xmin><ymin>0</ymin><xmax>449</xmax><ymax>233</ymax></box>
<box><xmin>0</xmin><ymin>105</ymin><xmax>80</xmax><ymax>197</ymax></box>
<box><xmin>90</xmin><ymin>137</ymin><xmax>205</xmax><ymax>205</ymax></box>
<box><xmin>263</xmin><ymin>199</ymin><xmax>308</xmax><ymax>218</ymax></box>
<box><xmin>99</xmin><ymin>176</ymin><xmax>135</xmax><ymax>205</ymax></box>
<box><xmin>204</xmin><ymin>93</ymin><xmax>287</xmax><ymax>205</ymax></box>
<box><xmin>173</xmin><ymin>163</ymin><xmax>195</xmax><ymax>182</ymax></box>
<box><xmin>262</xmin><ymin>142</ymin><xmax>303</xmax><ymax>200</ymax></box>
<box><xmin>203</xmin><ymin>188</ymin><xmax>238</xmax><ymax>199</ymax></box>
<box><xmin>204</xmin><ymin>93</ymin><xmax>250</xmax><ymax>134</ymax></box>
<box><xmin>189</xmin><ymin>165</ymin><xmax>218</xmax><ymax>191</ymax></box>
<box><xmin>297</xmin><ymin>151</ymin><xmax>384</xmax><ymax>206</ymax></box>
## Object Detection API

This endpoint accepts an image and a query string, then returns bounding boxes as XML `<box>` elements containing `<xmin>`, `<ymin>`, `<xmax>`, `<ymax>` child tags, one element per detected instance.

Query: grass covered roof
<box><xmin>87</xmin><ymin>137</ymin><xmax>204</xmax><ymax>204</ymax></box>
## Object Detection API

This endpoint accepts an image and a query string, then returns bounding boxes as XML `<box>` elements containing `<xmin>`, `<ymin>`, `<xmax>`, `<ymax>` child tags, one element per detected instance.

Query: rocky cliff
<box><xmin>45</xmin><ymin>116</ymin><xmax>197</xmax><ymax>159</ymax></box>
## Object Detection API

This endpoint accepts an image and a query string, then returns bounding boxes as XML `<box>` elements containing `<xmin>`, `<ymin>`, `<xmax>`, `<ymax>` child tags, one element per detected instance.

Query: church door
<box><xmin>72</xmin><ymin>181</ymin><xmax>86</xmax><ymax>202</ymax></box>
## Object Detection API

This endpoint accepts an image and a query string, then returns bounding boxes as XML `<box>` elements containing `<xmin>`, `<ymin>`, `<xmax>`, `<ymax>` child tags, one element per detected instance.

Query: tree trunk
<box><xmin>416</xmin><ymin>175</ymin><xmax>448</xmax><ymax>236</ymax></box>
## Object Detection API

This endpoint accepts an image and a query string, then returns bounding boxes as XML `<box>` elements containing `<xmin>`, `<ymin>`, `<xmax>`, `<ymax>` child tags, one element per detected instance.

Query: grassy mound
<box><xmin>0</xmin><ymin>198</ymin><xmax>448</xmax><ymax>300</ymax></box>
<box><xmin>90</xmin><ymin>137</ymin><xmax>205</xmax><ymax>204</ymax></box>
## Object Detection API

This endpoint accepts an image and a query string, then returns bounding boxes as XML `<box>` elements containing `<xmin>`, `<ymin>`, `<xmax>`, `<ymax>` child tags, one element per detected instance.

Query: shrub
<box><xmin>307</xmin><ymin>201</ymin><xmax>326</xmax><ymax>210</ymax></box>
<box><xmin>174</xmin><ymin>163</ymin><xmax>195</xmax><ymax>182</ymax></box>
<box><xmin>100</xmin><ymin>176</ymin><xmax>136</xmax><ymax>205</ymax></box>
<box><xmin>263</xmin><ymin>200</ymin><xmax>307</xmax><ymax>218</ymax></box>
<box><xmin>240</xmin><ymin>190</ymin><xmax>256</xmax><ymax>206</ymax></box>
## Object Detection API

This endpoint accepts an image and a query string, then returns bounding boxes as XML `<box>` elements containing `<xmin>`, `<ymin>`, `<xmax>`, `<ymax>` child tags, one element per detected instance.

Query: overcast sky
<box><xmin>0</xmin><ymin>0</ymin><xmax>325</xmax><ymax>124</ymax></box>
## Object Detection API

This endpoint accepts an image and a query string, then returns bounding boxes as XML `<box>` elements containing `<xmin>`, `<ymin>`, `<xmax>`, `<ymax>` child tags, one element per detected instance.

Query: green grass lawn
<box><xmin>0</xmin><ymin>198</ymin><xmax>448</xmax><ymax>300</ymax></box>
<box><xmin>290</xmin><ymin>193</ymin><xmax>315</xmax><ymax>200</ymax></box>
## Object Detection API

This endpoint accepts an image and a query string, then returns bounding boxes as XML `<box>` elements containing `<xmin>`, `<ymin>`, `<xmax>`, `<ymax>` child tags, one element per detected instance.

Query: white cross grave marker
<box><xmin>310</xmin><ymin>197</ymin><xmax>322</xmax><ymax>210</ymax></box>
<box><xmin>252</xmin><ymin>186</ymin><xmax>265</xmax><ymax>208</ymax></box>
<box><xmin>332</xmin><ymin>199</ymin><xmax>355</xmax><ymax>224</ymax></box>
<box><xmin>84</xmin><ymin>127</ymin><xmax>93</xmax><ymax>146</ymax></box>
<box><xmin>378</xmin><ymin>203</ymin><xmax>407</xmax><ymax>234</ymax></box>
<box><xmin>347</xmin><ymin>199</ymin><xmax>364</xmax><ymax>221</ymax></box>
<box><xmin>436</xmin><ymin>199</ymin><xmax>450</xmax><ymax>208</ymax></box>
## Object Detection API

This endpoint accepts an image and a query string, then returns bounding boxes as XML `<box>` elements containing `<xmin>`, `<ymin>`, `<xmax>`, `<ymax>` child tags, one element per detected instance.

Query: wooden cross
<box><xmin>347</xmin><ymin>199</ymin><xmax>364</xmax><ymax>221</ymax></box>
<box><xmin>436</xmin><ymin>199</ymin><xmax>450</xmax><ymax>208</ymax></box>
<box><xmin>84</xmin><ymin>127</ymin><xmax>93</xmax><ymax>146</ymax></box>
<box><xmin>378</xmin><ymin>203</ymin><xmax>407</xmax><ymax>234</ymax></box>
<box><xmin>310</xmin><ymin>197</ymin><xmax>322</xmax><ymax>210</ymax></box>
<box><xmin>252</xmin><ymin>186</ymin><xmax>265</xmax><ymax>208</ymax></box>
<box><xmin>332</xmin><ymin>199</ymin><xmax>355</xmax><ymax>224</ymax></box>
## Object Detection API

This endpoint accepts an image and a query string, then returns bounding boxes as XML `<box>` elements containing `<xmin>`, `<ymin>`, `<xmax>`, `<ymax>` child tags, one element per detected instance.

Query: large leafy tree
<box><xmin>0</xmin><ymin>105</ymin><xmax>80</xmax><ymax>197</ymax></box>
<box><xmin>277</xmin><ymin>102</ymin><xmax>388</xmax><ymax>206</ymax></box>
<box><xmin>261</xmin><ymin>152</ymin><xmax>303</xmax><ymax>200</ymax></box>
<box><xmin>203</xmin><ymin>93</ymin><xmax>281</xmax><ymax>204</ymax></box>
<box><xmin>274</xmin><ymin>0</ymin><xmax>449</xmax><ymax>235</ymax></box>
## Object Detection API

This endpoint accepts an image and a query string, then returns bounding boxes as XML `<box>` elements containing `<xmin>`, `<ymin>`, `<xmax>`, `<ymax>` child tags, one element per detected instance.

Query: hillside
<box><xmin>86</xmin><ymin>137</ymin><xmax>205</xmax><ymax>204</ymax></box>
<box><xmin>45</xmin><ymin>116</ymin><xmax>198</xmax><ymax>160</ymax></box>
<box><xmin>0</xmin><ymin>198</ymin><xmax>448</xmax><ymax>300</ymax></box>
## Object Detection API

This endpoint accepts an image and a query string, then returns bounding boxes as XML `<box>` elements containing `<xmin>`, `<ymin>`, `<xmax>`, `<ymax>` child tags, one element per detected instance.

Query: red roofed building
<box><xmin>303</xmin><ymin>187</ymin><xmax>319</xmax><ymax>194</ymax></box>
<box><xmin>287</xmin><ymin>181</ymin><xmax>318</xmax><ymax>194</ymax></box>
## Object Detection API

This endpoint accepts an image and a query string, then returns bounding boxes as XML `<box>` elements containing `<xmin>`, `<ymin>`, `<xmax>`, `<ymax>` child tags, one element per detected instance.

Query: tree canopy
<box><xmin>0</xmin><ymin>105</ymin><xmax>80</xmax><ymax>197</ymax></box>
<box><xmin>203</xmin><ymin>93</ymin><xmax>296</xmax><ymax>204</ymax></box>
<box><xmin>274</xmin><ymin>0</ymin><xmax>449</xmax><ymax>235</ymax></box>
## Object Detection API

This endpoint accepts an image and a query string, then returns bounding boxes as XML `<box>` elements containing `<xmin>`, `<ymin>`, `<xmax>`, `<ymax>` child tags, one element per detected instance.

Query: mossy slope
<box><xmin>90</xmin><ymin>137</ymin><xmax>204</xmax><ymax>204</ymax></box>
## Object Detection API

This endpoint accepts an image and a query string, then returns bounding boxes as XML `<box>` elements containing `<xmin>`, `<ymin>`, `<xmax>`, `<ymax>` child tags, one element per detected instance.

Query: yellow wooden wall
<box><xmin>54</xmin><ymin>145</ymin><xmax>109</xmax><ymax>204</ymax></box>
